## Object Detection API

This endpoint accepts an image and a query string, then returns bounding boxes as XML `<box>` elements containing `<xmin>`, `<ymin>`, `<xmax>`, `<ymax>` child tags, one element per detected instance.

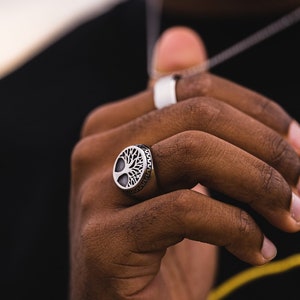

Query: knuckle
<box><xmin>79</xmin><ymin>219</ymin><xmax>98</xmax><ymax>259</ymax></box>
<box><xmin>128</xmin><ymin>190</ymin><xmax>190</xmax><ymax>242</ymax></box>
<box><xmin>179</xmin><ymin>72</ymin><xmax>212</xmax><ymax>99</ymax></box>
<box><xmin>81</xmin><ymin>110</ymin><xmax>97</xmax><ymax>138</ymax></box>
<box><xmin>171</xmin><ymin>190</ymin><xmax>195</xmax><ymax>222</ymax></box>
<box><xmin>254</xmin><ymin>95</ymin><xmax>271</xmax><ymax>115</ymax></box>
<box><xmin>182</xmin><ymin>96</ymin><xmax>221</xmax><ymax>129</ymax></box>
<box><xmin>252</xmin><ymin>164</ymin><xmax>291</xmax><ymax>211</ymax></box>
<box><xmin>81</xmin><ymin>104</ymin><xmax>110</xmax><ymax>137</ymax></box>
<box><xmin>78</xmin><ymin>178</ymin><xmax>97</xmax><ymax>213</ymax></box>
<box><xmin>268</xmin><ymin>135</ymin><xmax>300</xmax><ymax>185</ymax></box>
<box><xmin>235</xmin><ymin>209</ymin><xmax>254</xmax><ymax>236</ymax></box>
<box><xmin>79</xmin><ymin>172</ymin><xmax>112</xmax><ymax>212</ymax></box>
<box><xmin>258</xmin><ymin>164</ymin><xmax>291</xmax><ymax>209</ymax></box>
<box><xmin>71</xmin><ymin>137</ymin><xmax>94</xmax><ymax>168</ymax></box>
<box><xmin>71</xmin><ymin>134</ymin><xmax>110</xmax><ymax>171</ymax></box>
<box><xmin>189</xmin><ymin>72</ymin><xmax>212</xmax><ymax>96</ymax></box>
<box><xmin>261</xmin><ymin>164</ymin><xmax>290</xmax><ymax>197</ymax></box>
<box><xmin>80</xmin><ymin>213</ymin><xmax>123</xmax><ymax>263</ymax></box>
<box><xmin>71</xmin><ymin>138</ymin><xmax>111</xmax><ymax>195</ymax></box>
<box><xmin>80</xmin><ymin>219</ymin><xmax>97</xmax><ymax>248</ymax></box>
<box><xmin>71</xmin><ymin>138</ymin><xmax>89</xmax><ymax>167</ymax></box>
<box><xmin>268</xmin><ymin>134</ymin><xmax>291</xmax><ymax>166</ymax></box>
<box><xmin>248</xmin><ymin>94</ymin><xmax>283</xmax><ymax>122</ymax></box>
<box><xmin>175</xmin><ymin>131</ymin><xmax>199</xmax><ymax>157</ymax></box>
<box><xmin>176</xmin><ymin>130</ymin><xmax>211</xmax><ymax>159</ymax></box>
<box><xmin>260</xmin><ymin>164</ymin><xmax>276</xmax><ymax>193</ymax></box>
<box><xmin>171</xmin><ymin>132</ymin><xmax>203</xmax><ymax>164</ymax></box>
<box><xmin>80</xmin><ymin>219</ymin><xmax>109</xmax><ymax>268</ymax></box>
<box><xmin>244</xmin><ymin>92</ymin><xmax>271</xmax><ymax>116</ymax></box>
<box><xmin>172</xmin><ymin>189</ymin><xmax>191</xmax><ymax>209</ymax></box>
<box><xmin>160</xmin><ymin>131</ymin><xmax>211</xmax><ymax>187</ymax></box>
<box><xmin>175</xmin><ymin>130</ymin><xmax>203</xmax><ymax>153</ymax></box>
<box><xmin>226</xmin><ymin>209</ymin><xmax>262</xmax><ymax>265</ymax></box>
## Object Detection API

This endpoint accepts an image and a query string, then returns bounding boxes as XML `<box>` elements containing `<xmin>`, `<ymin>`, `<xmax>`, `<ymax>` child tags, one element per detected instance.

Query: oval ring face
<box><xmin>113</xmin><ymin>145</ymin><xmax>153</xmax><ymax>194</ymax></box>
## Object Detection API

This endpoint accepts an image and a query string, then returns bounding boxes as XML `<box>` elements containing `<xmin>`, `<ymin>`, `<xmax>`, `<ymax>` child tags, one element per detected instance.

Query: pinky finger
<box><xmin>118</xmin><ymin>190</ymin><xmax>277</xmax><ymax>266</ymax></box>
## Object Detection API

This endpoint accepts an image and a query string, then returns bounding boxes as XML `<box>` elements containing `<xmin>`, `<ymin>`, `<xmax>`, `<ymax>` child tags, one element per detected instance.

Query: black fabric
<box><xmin>1</xmin><ymin>0</ymin><xmax>299</xmax><ymax>299</ymax></box>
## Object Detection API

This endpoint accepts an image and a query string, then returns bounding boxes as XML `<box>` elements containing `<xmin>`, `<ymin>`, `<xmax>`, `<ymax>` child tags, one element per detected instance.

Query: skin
<box><xmin>69</xmin><ymin>5</ymin><xmax>300</xmax><ymax>300</ymax></box>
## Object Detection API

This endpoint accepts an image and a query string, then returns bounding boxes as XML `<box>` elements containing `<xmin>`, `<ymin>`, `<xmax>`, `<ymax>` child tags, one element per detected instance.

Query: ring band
<box><xmin>113</xmin><ymin>144</ymin><xmax>156</xmax><ymax>197</ymax></box>
<box><xmin>153</xmin><ymin>74</ymin><xmax>180</xmax><ymax>109</ymax></box>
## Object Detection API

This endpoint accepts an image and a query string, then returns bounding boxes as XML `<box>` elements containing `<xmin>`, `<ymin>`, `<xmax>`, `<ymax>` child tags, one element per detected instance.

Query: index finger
<box><xmin>82</xmin><ymin>73</ymin><xmax>300</xmax><ymax>156</ymax></box>
<box><xmin>177</xmin><ymin>73</ymin><xmax>291</xmax><ymax>136</ymax></box>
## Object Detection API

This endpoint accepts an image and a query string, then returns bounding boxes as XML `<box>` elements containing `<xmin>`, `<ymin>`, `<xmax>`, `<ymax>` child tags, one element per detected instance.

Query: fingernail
<box><xmin>291</xmin><ymin>192</ymin><xmax>300</xmax><ymax>223</ymax></box>
<box><xmin>288</xmin><ymin>121</ymin><xmax>300</xmax><ymax>154</ymax></box>
<box><xmin>261</xmin><ymin>236</ymin><xmax>277</xmax><ymax>261</ymax></box>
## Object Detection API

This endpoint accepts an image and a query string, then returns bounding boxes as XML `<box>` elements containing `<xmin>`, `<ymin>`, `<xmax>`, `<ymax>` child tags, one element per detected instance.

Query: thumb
<box><xmin>148</xmin><ymin>26</ymin><xmax>207</xmax><ymax>87</ymax></box>
<box><xmin>149</xmin><ymin>26</ymin><xmax>209</xmax><ymax>196</ymax></box>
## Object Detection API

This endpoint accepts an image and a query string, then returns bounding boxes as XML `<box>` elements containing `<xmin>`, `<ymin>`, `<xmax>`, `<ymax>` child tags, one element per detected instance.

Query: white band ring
<box><xmin>153</xmin><ymin>75</ymin><xmax>180</xmax><ymax>109</ymax></box>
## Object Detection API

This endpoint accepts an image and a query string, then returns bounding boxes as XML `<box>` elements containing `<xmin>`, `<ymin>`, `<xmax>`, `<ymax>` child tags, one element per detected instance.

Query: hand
<box><xmin>69</xmin><ymin>27</ymin><xmax>300</xmax><ymax>300</ymax></box>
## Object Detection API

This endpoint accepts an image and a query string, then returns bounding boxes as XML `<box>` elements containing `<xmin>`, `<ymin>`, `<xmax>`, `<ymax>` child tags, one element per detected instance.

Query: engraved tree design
<box><xmin>114</xmin><ymin>146</ymin><xmax>145</xmax><ymax>189</ymax></box>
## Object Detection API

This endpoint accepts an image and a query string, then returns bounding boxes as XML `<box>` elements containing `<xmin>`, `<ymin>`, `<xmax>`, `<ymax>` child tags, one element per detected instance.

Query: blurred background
<box><xmin>0</xmin><ymin>0</ymin><xmax>124</xmax><ymax>78</ymax></box>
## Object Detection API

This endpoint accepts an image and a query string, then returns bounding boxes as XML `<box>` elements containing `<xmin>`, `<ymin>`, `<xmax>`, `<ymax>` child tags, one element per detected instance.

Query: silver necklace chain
<box><xmin>146</xmin><ymin>1</ymin><xmax>300</xmax><ymax>79</ymax></box>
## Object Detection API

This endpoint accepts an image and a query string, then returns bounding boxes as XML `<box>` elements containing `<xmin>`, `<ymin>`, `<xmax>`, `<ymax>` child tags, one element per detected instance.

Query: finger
<box><xmin>77</xmin><ymin>127</ymin><xmax>299</xmax><ymax>232</ymax></box>
<box><xmin>114</xmin><ymin>190</ymin><xmax>277</xmax><ymax>266</ymax></box>
<box><xmin>148</xmin><ymin>26</ymin><xmax>207</xmax><ymax>87</ymax></box>
<box><xmin>177</xmin><ymin>73</ymin><xmax>300</xmax><ymax>157</ymax></box>
<box><xmin>82</xmin><ymin>75</ymin><xmax>300</xmax><ymax>159</ymax></box>
<box><xmin>90</xmin><ymin>97</ymin><xmax>299</xmax><ymax>188</ymax></box>
<box><xmin>177</xmin><ymin>73</ymin><xmax>290</xmax><ymax>135</ymax></box>
<box><xmin>149</xmin><ymin>131</ymin><xmax>299</xmax><ymax>232</ymax></box>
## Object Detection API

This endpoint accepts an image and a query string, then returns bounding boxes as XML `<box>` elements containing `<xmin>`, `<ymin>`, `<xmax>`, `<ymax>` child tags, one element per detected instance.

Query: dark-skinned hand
<box><xmin>69</xmin><ymin>27</ymin><xmax>300</xmax><ymax>300</ymax></box>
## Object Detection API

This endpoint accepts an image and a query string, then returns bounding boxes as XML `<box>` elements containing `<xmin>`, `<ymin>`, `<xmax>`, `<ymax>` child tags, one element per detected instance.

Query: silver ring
<box><xmin>153</xmin><ymin>74</ymin><xmax>180</xmax><ymax>109</ymax></box>
<box><xmin>113</xmin><ymin>144</ymin><xmax>156</xmax><ymax>197</ymax></box>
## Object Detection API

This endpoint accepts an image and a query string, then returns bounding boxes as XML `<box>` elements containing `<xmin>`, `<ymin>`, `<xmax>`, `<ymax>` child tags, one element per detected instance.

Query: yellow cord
<box><xmin>208</xmin><ymin>253</ymin><xmax>300</xmax><ymax>300</ymax></box>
